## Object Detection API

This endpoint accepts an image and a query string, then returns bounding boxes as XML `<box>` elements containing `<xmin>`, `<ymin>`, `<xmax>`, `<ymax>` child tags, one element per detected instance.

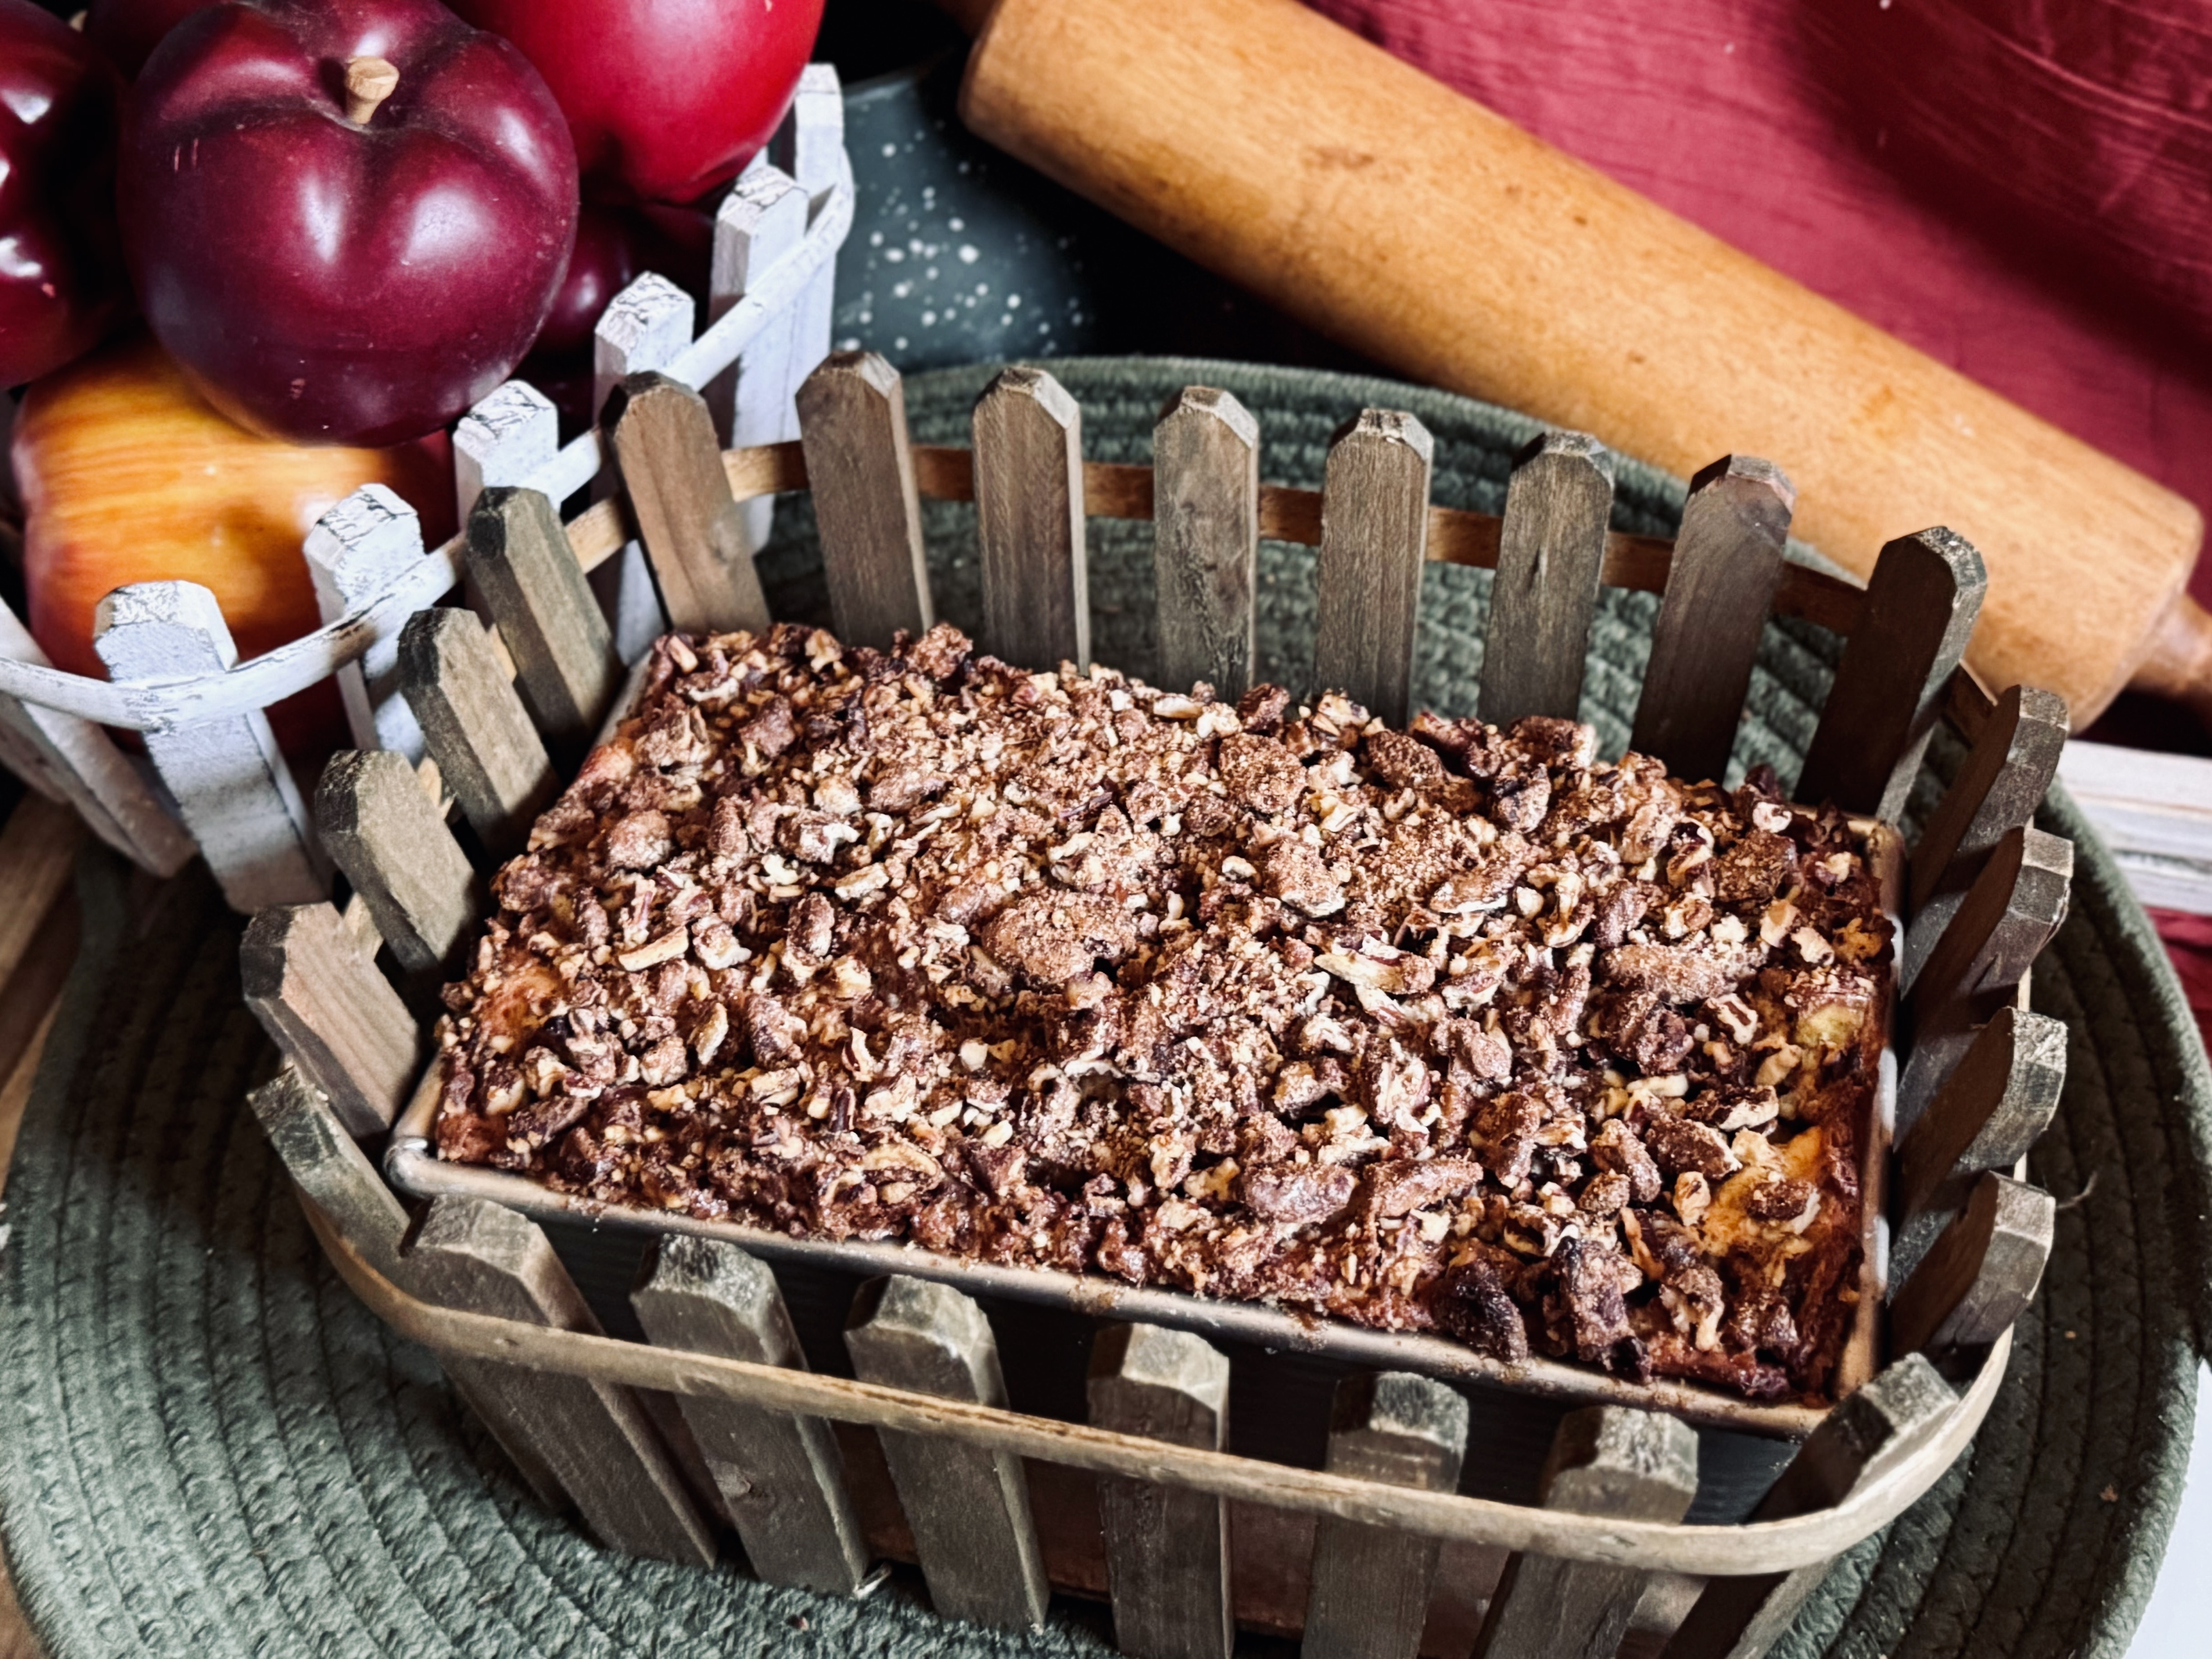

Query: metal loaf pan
<box><xmin>385</xmin><ymin>779</ymin><xmax>1902</xmax><ymax>1442</ymax></box>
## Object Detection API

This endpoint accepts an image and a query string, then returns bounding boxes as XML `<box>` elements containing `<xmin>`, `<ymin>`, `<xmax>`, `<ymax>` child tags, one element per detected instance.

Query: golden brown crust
<box><xmin>434</xmin><ymin>624</ymin><xmax>1891</xmax><ymax>1403</ymax></box>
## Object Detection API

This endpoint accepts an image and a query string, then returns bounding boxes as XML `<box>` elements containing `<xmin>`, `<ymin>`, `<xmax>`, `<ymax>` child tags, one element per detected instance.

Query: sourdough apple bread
<box><xmin>432</xmin><ymin>623</ymin><xmax>1890</xmax><ymax>1402</ymax></box>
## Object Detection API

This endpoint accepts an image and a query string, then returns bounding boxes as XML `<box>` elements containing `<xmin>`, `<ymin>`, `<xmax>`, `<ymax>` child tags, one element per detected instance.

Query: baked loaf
<box><xmin>434</xmin><ymin>623</ymin><xmax>1892</xmax><ymax>1402</ymax></box>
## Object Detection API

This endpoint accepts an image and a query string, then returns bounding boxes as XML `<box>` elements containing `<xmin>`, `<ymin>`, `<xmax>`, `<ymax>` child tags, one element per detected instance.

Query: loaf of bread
<box><xmin>433</xmin><ymin>622</ymin><xmax>1891</xmax><ymax>1402</ymax></box>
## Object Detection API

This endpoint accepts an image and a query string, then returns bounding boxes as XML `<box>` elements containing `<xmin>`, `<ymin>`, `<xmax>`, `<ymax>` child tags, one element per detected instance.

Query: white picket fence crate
<box><xmin>0</xmin><ymin>67</ymin><xmax>852</xmax><ymax>912</ymax></box>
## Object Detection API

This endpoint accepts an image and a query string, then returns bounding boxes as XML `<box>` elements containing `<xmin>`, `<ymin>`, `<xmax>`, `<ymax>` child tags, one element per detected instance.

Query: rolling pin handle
<box><xmin>2128</xmin><ymin>593</ymin><xmax>2212</xmax><ymax>733</ymax></box>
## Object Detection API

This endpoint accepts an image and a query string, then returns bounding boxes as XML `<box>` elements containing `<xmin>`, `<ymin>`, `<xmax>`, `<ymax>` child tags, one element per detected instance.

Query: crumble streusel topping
<box><xmin>434</xmin><ymin>623</ymin><xmax>1891</xmax><ymax>1402</ymax></box>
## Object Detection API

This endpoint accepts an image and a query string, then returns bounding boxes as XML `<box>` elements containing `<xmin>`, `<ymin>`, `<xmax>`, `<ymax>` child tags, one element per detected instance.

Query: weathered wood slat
<box><xmin>1314</xmin><ymin>409</ymin><xmax>1434</xmax><ymax>726</ymax></box>
<box><xmin>1479</xmin><ymin>431</ymin><xmax>1615</xmax><ymax>730</ymax></box>
<box><xmin>248</xmin><ymin>1066</ymin><xmax>417</xmax><ymax>1283</ymax></box>
<box><xmin>604</xmin><ymin>372</ymin><xmax>774</xmax><ymax>637</ymax></box>
<box><xmin>313</xmin><ymin>749</ymin><xmax>478</xmax><ymax>977</ymax></box>
<box><xmin>593</xmin><ymin>272</ymin><xmax>694</xmax><ymax>662</ymax></box>
<box><xmin>595</xmin><ymin>272</ymin><xmax>695</xmax><ymax>418</ymax></box>
<box><xmin>1797</xmin><ymin>528</ymin><xmax>1988</xmax><ymax>821</ymax></box>
<box><xmin>631</xmin><ymin>1235</ymin><xmax>871</xmax><ymax>1594</ymax></box>
<box><xmin>466</xmin><ymin>486</ymin><xmax>623</xmax><ymax>758</ymax></box>
<box><xmin>397</xmin><ymin>608</ymin><xmax>556</xmax><ymax>858</ymax></box>
<box><xmin>255</xmin><ymin>1068</ymin><xmax>573</xmax><ymax>1510</ymax></box>
<box><xmin>304</xmin><ymin>484</ymin><xmax>429</xmax><ymax>757</ymax></box>
<box><xmin>0</xmin><ymin>427</ymin><xmax>1887</xmax><ymax>754</ymax></box>
<box><xmin>239</xmin><ymin>903</ymin><xmax>422</xmax><ymax>1135</ymax></box>
<box><xmin>794</xmin><ymin>352</ymin><xmax>933</xmax><ymax>647</ymax></box>
<box><xmin>1629</xmin><ymin>455</ymin><xmax>1791</xmax><ymax>782</ymax></box>
<box><xmin>308</xmin><ymin>1207</ymin><xmax>2018</xmax><ymax>1578</ymax></box>
<box><xmin>1899</xmin><ymin>825</ymin><xmax>2073</xmax><ymax>1128</ymax></box>
<box><xmin>1152</xmin><ymin>386</ymin><xmax>1261</xmax><ymax>700</ymax></box>
<box><xmin>973</xmin><ymin>366</ymin><xmax>1089</xmax><ymax>673</ymax></box>
<box><xmin>1089</xmin><ymin>1323</ymin><xmax>1234</xmax><ymax>1659</ymax></box>
<box><xmin>404</xmin><ymin>1195</ymin><xmax>716</xmax><ymax>1563</ymax></box>
<box><xmin>1888</xmin><ymin>1173</ymin><xmax>2055</xmax><ymax>1363</ymax></box>
<box><xmin>844</xmin><ymin>1274</ymin><xmax>1049</xmax><ymax>1628</ymax></box>
<box><xmin>453</xmin><ymin>380</ymin><xmax>560</xmax><ymax>523</ymax></box>
<box><xmin>1658</xmin><ymin>1356</ymin><xmax>1957</xmax><ymax>1659</ymax></box>
<box><xmin>707</xmin><ymin>169</ymin><xmax>810</xmax><ymax>530</ymax></box>
<box><xmin>1473</xmin><ymin>1406</ymin><xmax>1698</xmax><ymax>1659</ymax></box>
<box><xmin>775</xmin><ymin>64</ymin><xmax>843</xmax><ymax>386</ymax></box>
<box><xmin>1902</xmin><ymin>684</ymin><xmax>2069</xmax><ymax>990</ymax></box>
<box><xmin>0</xmin><ymin>697</ymin><xmax>105</xmax><ymax>834</ymax></box>
<box><xmin>0</xmin><ymin>795</ymin><xmax>82</xmax><ymax>1138</ymax></box>
<box><xmin>1892</xmin><ymin>1006</ymin><xmax>2068</xmax><ymax>1221</ymax></box>
<box><xmin>1909</xmin><ymin>825</ymin><xmax>2074</xmax><ymax>1020</ymax></box>
<box><xmin>703</xmin><ymin>164</ymin><xmax>802</xmax><ymax>579</ymax></box>
<box><xmin>1301</xmin><ymin>1371</ymin><xmax>1469</xmax><ymax>1659</ymax></box>
<box><xmin>0</xmin><ymin>603</ymin><xmax>194</xmax><ymax>875</ymax></box>
<box><xmin>893</xmin><ymin>441</ymin><xmax>1868</xmax><ymax>638</ymax></box>
<box><xmin>94</xmin><ymin>582</ymin><xmax>325</xmax><ymax>911</ymax></box>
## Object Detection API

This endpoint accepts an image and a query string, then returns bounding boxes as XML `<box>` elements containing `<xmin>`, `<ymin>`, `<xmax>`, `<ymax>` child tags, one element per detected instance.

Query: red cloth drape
<box><xmin>2151</xmin><ymin>910</ymin><xmax>2212</xmax><ymax>1058</ymax></box>
<box><xmin>1301</xmin><ymin>0</ymin><xmax>2212</xmax><ymax>613</ymax></box>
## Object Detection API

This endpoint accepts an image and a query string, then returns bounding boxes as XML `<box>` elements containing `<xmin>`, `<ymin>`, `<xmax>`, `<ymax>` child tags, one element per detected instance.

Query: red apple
<box><xmin>0</xmin><ymin>0</ymin><xmax>130</xmax><ymax>389</ymax></box>
<box><xmin>84</xmin><ymin>0</ymin><xmax>213</xmax><ymax>77</ymax></box>
<box><xmin>16</xmin><ymin>332</ymin><xmax>454</xmax><ymax>760</ymax></box>
<box><xmin>449</xmin><ymin>0</ymin><xmax>826</xmax><ymax>206</ymax></box>
<box><xmin>118</xmin><ymin>0</ymin><xmax>580</xmax><ymax>447</ymax></box>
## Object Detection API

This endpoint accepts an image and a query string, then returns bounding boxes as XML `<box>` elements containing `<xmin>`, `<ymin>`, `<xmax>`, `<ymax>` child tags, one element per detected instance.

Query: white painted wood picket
<box><xmin>0</xmin><ymin>72</ymin><xmax>852</xmax><ymax>906</ymax></box>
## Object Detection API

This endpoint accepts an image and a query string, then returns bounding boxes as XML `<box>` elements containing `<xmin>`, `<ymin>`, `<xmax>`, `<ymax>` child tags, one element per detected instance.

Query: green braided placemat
<box><xmin>2</xmin><ymin>357</ymin><xmax>2207</xmax><ymax>1659</ymax></box>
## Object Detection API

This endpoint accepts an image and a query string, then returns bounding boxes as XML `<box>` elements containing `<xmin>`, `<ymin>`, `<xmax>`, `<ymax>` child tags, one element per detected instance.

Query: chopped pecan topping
<box><xmin>1358</xmin><ymin>1157</ymin><xmax>1483</xmax><ymax>1218</ymax></box>
<box><xmin>605</xmin><ymin>810</ymin><xmax>672</xmax><ymax>871</ymax></box>
<box><xmin>1640</xmin><ymin>1113</ymin><xmax>1742</xmax><ymax>1180</ymax></box>
<box><xmin>1236</xmin><ymin>683</ymin><xmax>1292</xmax><ymax>735</ymax></box>
<box><xmin>1553</xmin><ymin>1237</ymin><xmax>1637</xmax><ymax>1362</ymax></box>
<box><xmin>1434</xmin><ymin>1252</ymin><xmax>1530</xmax><ymax>1362</ymax></box>
<box><xmin>435</xmin><ymin>624</ymin><xmax>1889</xmax><ymax>1405</ymax></box>
<box><xmin>1712</xmin><ymin>827</ymin><xmax>1797</xmax><ymax>904</ymax></box>
<box><xmin>979</xmin><ymin>892</ymin><xmax>1139</xmax><ymax>988</ymax></box>
<box><xmin>1217</xmin><ymin>733</ymin><xmax>1307</xmax><ymax>814</ymax></box>
<box><xmin>1243</xmin><ymin>1164</ymin><xmax>1358</xmax><ymax>1225</ymax></box>
<box><xmin>1745</xmin><ymin>1175</ymin><xmax>1819</xmax><ymax>1224</ymax></box>
<box><xmin>1363</xmin><ymin>728</ymin><xmax>1447</xmax><ymax>791</ymax></box>
<box><xmin>1591</xmin><ymin>1119</ymin><xmax>1663</xmax><ymax>1203</ymax></box>
<box><xmin>1604</xmin><ymin>940</ymin><xmax>1761</xmax><ymax>1003</ymax></box>
<box><xmin>1258</xmin><ymin>839</ymin><xmax>1345</xmax><ymax>916</ymax></box>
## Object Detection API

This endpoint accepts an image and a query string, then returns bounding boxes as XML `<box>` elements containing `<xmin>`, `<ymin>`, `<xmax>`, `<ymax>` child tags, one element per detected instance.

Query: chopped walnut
<box><xmin>1243</xmin><ymin>1164</ymin><xmax>1356</xmax><ymax>1225</ymax></box>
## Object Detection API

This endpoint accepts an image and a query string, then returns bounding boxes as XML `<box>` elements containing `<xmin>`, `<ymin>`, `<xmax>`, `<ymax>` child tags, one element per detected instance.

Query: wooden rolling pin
<box><xmin>941</xmin><ymin>0</ymin><xmax>2209</xmax><ymax>729</ymax></box>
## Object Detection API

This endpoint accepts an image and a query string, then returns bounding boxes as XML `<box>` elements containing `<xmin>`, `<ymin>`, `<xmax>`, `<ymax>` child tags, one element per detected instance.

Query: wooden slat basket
<box><xmin>236</xmin><ymin>370</ymin><xmax>2069</xmax><ymax>1655</ymax></box>
<box><xmin>0</xmin><ymin>62</ymin><xmax>2074</xmax><ymax>1646</ymax></box>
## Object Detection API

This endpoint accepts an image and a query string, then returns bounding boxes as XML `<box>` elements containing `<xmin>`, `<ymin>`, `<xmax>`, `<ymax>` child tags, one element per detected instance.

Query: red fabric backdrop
<box><xmin>1302</xmin><ymin>0</ymin><xmax>2212</xmax><ymax>613</ymax></box>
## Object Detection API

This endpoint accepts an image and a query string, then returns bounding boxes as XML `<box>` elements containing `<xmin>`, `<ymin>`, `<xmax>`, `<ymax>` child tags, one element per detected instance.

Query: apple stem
<box><xmin>343</xmin><ymin>56</ymin><xmax>399</xmax><ymax>126</ymax></box>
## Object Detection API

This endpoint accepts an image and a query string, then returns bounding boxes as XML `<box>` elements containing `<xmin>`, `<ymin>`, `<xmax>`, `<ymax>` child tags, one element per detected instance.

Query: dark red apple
<box><xmin>449</xmin><ymin>0</ymin><xmax>826</xmax><ymax>206</ymax></box>
<box><xmin>119</xmin><ymin>0</ymin><xmax>580</xmax><ymax>446</ymax></box>
<box><xmin>84</xmin><ymin>0</ymin><xmax>214</xmax><ymax>77</ymax></box>
<box><xmin>0</xmin><ymin>0</ymin><xmax>129</xmax><ymax>389</ymax></box>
